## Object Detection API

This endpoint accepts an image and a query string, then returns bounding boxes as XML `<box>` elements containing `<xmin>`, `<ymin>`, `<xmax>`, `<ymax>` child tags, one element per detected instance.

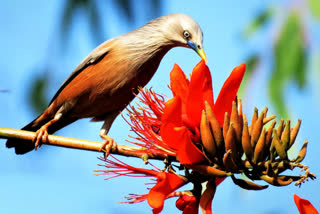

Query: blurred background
<box><xmin>0</xmin><ymin>0</ymin><xmax>319</xmax><ymax>213</ymax></box>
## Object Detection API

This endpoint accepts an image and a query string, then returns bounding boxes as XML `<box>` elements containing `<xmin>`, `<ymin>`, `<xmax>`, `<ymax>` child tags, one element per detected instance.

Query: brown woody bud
<box><xmin>281</xmin><ymin>120</ymin><xmax>290</xmax><ymax>150</ymax></box>
<box><xmin>200</xmin><ymin>110</ymin><xmax>216</xmax><ymax>158</ymax></box>
<box><xmin>230</xmin><ymin>101</ymin><xmax>241</xmax><ymax>142</ymax></box>
<box><xmin>225</xmin><ymin>123</ymin><xmax>237</xmax><ymax>161</ymax></box>
<box><xmin>249</xmin><ymin>107</ymin><xmax>259</xmax><ymax>134</ymax></box>
<box><xmin>265</xmin><ymin>120</ymin><xmax>276</xmax><ymax>148</ymax></box>
<box><xmin>205</xmin><ymin>101</ymin><xmax>224</xmax><ymax>153</ymax></box>
<box><xmin>223</xmin><ymin>149</ymin><xmax>238</xmax><ymax>172</ymax></box>
<box><xmin>273</xmin><ymin>130</ymin><xmax>288</xmax><ymax>160</ymax></box>
<box><xmin>251</xmin><ymin>110</ymin><xmax>264</xmax><ymax>148</ymax></box>
<box><xmin>223</xmin><ymin>112</ymin><xmax>230</xmax><ymax>143</ymax></box>
<box><xmin>263</xmin><ymin>115</ymin><xmax>276</xmax><ymax>125</ymax></box>
<box><xmin>238</xmin><ymin>98</ymin><xmax>244</xmax><ymax>135</ymax></box>
<box><xmin>276</xmin><ymin>119</ymin><xmax>284</xmax><ymax>138</ymax></box>
<box><xmin>242</xmin><ymin>113</ymin><xmax>253</xmax><ymax>161</ymax></box>
<box><xmin>289</xmin><ymin>119</ymin><xmax>301</xmax><ymax>149</ymax></box>
<box><xmin>260</xmin><ymin>175</ymin><xmax>293</xmax><ymax>186</ymax></box>
<box><xmin>253</xmin><ymin>128</ymin><xmax>266</xmax><ymax>164</ymax></box>
<box><xmin>294</xmin><ymin>140</ymin><xmax>308</xmax><ymax>163</ymax></box>
<box><xmin>231</xmin><ymin>175</ymin><xmax>268</xmax><ymax>190</ymax></box>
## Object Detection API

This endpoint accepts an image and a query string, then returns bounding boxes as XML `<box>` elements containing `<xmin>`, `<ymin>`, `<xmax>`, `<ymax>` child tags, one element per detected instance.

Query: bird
<box><xmin>6</xmin><ymin>13</ymin><xmax>207</xmax><ymax>155</ymax></box>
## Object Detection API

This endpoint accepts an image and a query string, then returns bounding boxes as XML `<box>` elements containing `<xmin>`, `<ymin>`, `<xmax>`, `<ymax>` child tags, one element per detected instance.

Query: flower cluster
<box><xmin>127</xmin><ymin>61</ymin><xmax>245</xmax><ymax>165</ymax></box>
<box><xmin>96</xmin><ymin>60</ymin><xmax>316</xmax><ymax>213</ymax></box>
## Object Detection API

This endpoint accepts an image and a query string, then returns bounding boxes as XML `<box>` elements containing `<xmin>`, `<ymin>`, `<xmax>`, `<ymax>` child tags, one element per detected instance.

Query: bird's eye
<box><xmin>183</xmin><ymin>30</ymin><xmax>190</xmax><ymax>40</ymax></box>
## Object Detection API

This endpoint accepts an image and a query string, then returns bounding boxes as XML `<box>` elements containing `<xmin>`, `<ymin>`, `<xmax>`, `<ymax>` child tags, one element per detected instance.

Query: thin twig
<box><xmin>0</xmin><ymin>127</ymin><xmax>167</xmax><ymax>161</ymax></box>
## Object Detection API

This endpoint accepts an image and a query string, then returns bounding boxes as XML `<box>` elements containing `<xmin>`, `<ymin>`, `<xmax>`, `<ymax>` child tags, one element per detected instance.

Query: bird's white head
<box><xmin>132</xmin><ymin>13</ymin><xmax>207</xmax><ymax>63</ymax></box>
<box><xmin>155</xmin><ymin>13</ymin><xmax>207</xmax><ymax>63</ymax></box>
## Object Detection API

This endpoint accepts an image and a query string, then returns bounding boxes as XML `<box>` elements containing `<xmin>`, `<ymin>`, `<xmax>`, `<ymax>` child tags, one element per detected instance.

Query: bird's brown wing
<box><xmin>49</xmin><ymin>39</ymin><xmax>114</xmax><ymax>105</ymax></box>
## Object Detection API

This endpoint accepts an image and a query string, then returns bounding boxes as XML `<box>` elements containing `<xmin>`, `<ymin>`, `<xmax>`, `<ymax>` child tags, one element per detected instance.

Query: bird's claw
<box><xmin>33</xmin><ymin>127</ymin><xmax>49</xmax><ymax>150</ymax></box>
<box><xmin>99</xmin><ymin>135</ymin><xmax>117</xmax><ymax>159</ymax></box>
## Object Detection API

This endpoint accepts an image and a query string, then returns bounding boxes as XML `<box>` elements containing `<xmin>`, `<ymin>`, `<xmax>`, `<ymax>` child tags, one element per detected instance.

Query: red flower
<box><xmin>148</xmin><ymin>172</ymin><xmax>187</xmax><ymax>213</ymax></box>
<box><xmin>294</xmin><ymin>194</ymin><xmax>319</xmax><ymax>214</ymax></box>
<box><xmin>161</xmin><ymin>60</ymin><xmax>245</xmax><ymax>164</ymax></box>
<box><xmin>126</xmin><ymin>60</ymin><xmax>245</xmax><ymax>165</ymax></box>
<box><xmin>96</xmin><ymin>156</ymin><xmax>187</xmax><ymax>214</ymax></box>
<box><xmin>108</xmin><ymin>60</ymin><xmax>246</xmax><ymax>213</ymax></box>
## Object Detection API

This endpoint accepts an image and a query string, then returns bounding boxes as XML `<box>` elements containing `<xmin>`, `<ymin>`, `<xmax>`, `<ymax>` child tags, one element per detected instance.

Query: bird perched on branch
<box><xmin>6</xmin><ymin>13</ymin><xmax>207</xmax><ymax>155</ymax></box>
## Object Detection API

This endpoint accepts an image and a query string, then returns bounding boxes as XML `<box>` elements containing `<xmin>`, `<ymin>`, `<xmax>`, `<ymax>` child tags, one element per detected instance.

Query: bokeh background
<box><xmin>0</xmin><ymin>0</ymin><xmax>319</xmax><ymax>213</ymax></box>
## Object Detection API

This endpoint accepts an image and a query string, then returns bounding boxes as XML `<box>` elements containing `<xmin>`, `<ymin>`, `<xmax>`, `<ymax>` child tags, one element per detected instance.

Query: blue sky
<box><xmin>0</xmin><ymin>0</ymin><xmax>319</xmax><ymax>213</ymax></box>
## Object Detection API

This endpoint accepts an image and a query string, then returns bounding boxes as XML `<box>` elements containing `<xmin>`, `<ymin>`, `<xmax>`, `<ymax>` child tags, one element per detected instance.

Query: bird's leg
<box><xmin>99</xmin><ymin>121</ymin><xmax>117</xmax><ymax>158</ymax></box>
<box><xmin>98</xmin><ymin>113</ymin><xmax>118</xmax><ymax>158</ymax></box>
<box><xmin>99</xmin><ymin>129</ymin><xmax>117</xmax><ymax>158</ymax></box>
<box><xmin>33</xmin><ymin>113</ymin><xmax>62</xmax><ymax>150</ymax></box>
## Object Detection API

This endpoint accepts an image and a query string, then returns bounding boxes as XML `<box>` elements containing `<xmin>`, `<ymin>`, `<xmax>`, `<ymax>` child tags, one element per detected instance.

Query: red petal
<box><xmin>148</xmin><ymin>172</ymin><xmax>187</xmax><ymax>213</ymax></box>
<box><xmin>213</xmin><ymin>63</ymin><xmax>246</xmax><ymax>126</ymax></box>
<box><xmin>161</xmin><ymin>97</ymin><xmax>183</xmax><ymax>150</ymax></box>
<box><xmin>294</xmin><ymin>194</ymin><xmax>319</xmax><ymax>214</ymax></box>
<box><xmin>177</xmin><ymin>127</ymin><xmax>206</xmax><ymax>164</ymax></box>
<box><xmin>176</xmin><ymin>194</ymin><xmax>199</xmax><ymax>214</ymax></box>
<box><xmin>201</xmin><ymin>62</ymin><xmax>214</xmax><ymax>109</ymax></box>
<box><xmin>199</xmin><ymin>180</ymin><xmax>217</xmax><ymax>214</ymax></box>
<box><xmin>170</xmin><ymin>63</ymin><xmax>190</xmax><ymax>104</ymax></box>
<box><xmin>176</xmin><ymin>195</ymin><xmax>188</xmax><ymax>211</ymax></box>
<box><xmin>161</xmin><ymin>97</ymin><xmax>182</xmax><ymax>125</ymax></box>
<box><xmin>160</xmin><ymin>123</ymin><xmax>185</xmax><ymax>150</ymax></box>
<box><xmin>186</xmin><ymin>61</ymin><xmax>207</xmax><ymax>127</ymax></box>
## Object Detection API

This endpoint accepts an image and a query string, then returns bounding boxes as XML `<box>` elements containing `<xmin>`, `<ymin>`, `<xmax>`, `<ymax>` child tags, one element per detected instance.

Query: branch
<box><xmin>0</xmin><ymin>127</ymin><xmax>167</xmax><ymax>161</ymax></box>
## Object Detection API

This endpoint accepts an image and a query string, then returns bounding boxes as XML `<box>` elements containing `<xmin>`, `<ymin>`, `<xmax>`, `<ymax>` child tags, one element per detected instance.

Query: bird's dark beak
<box><xmin>187</xmin><ymin>41</ymin><xmax>207</xmax><ymax>63</ymax></box>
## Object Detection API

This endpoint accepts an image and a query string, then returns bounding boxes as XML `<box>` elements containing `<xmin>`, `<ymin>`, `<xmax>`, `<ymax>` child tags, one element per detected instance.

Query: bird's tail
<box><xmin>6</xmin><ymin>114</ymin><xmax>76</xmax><ymax>154</ymax></box>
<box><xmin>6</xmin><ymin>116</ymin><xmax>49</xmax><ymax>154</ymax></box>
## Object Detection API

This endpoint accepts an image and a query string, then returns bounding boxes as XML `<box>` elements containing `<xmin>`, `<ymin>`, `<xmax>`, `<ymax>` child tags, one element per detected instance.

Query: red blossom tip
<box><xmin>213</xmin><ymin>63</ymin><xmax>246</xmax><ymax>126</ymax></box>
<box><xmin>170</xmin><ymin>64</ymin><xmax>190</xmax><ymax>102</ymax></box>
<box><xmin>294</xmin><ymin>194</ymin><xmax>319</xmax><ymax>214</ymax></box>
<box><xmin>186</xmin><ymin>60</ymin><xmax>213</xmax><ymax>127</ymax></box>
